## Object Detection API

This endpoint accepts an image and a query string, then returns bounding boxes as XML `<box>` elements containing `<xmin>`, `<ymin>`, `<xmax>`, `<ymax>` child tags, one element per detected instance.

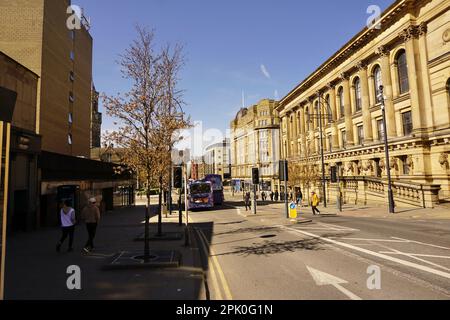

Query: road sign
<box><xmin>289</xmin><ymin>202</ymin><xmax>297</xmax><ymax>219</ymax></box>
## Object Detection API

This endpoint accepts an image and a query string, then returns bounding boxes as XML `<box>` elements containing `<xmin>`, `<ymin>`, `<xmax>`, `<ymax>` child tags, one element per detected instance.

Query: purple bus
<box><xmin>203</xmin><ymin>174</ymin><xmax>224</xmax><ymax>206</ymax></box>
<box><xmin>188</xmin><ymin>180</ymin><xmax>214</xmax><ymax>210</ymax></box>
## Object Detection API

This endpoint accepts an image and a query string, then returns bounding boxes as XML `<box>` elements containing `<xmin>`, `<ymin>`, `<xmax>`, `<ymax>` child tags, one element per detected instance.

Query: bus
<box><xmin>203</xmin><ymin>174</ymin><xmax>224</xmax><ymax>206</ymax></box>
<box><xmin>188</xmin><ymin>180</ymin><xmax>214</xmax><ymax>211</ymax></box>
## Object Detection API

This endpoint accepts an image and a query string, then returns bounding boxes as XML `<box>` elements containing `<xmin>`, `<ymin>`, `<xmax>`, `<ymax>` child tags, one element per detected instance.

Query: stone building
<box><xmin>230</xmin><ymin>99</ymin><xmax>281</xmax><ymax>192</ymax></box>
<box><xmin>0</xmin><ymin>0</ymin><xmax>93</xmax><ymax>157</ymax></box>
<box><xmin>276</xmin><ymin>0</ymin><xmax>450</xmax><ymax>208</ymax></box>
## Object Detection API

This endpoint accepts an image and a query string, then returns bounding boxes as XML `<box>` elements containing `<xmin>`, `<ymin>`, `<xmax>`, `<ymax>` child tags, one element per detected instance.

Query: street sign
<box><xmin>289</xmin><ymin>202</ymin><xmax>297</xmax><ymax>219</ymax></box>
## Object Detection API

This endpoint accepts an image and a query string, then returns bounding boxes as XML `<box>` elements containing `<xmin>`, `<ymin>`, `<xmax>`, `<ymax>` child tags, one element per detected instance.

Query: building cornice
<box><xmin>276</xmin><ymin>0</ymin><xmax>433</xmax><ymax>112</ymax></box>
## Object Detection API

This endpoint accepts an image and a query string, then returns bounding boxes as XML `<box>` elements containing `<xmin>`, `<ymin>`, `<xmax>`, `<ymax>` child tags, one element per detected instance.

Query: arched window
<box><xmin>315</xmin><ymin>101</ymin><xmax>319</xmax><ymax>127</ymax></box>
<box><xmin>373</xmin><ymin>66</ymin><xmax>383</xmax><ymax>104</ymax></box>
<box><xmin>338</xmin><ymin>87</ymin><xmax>344</xmax><ymax>118</ymax></box>
<box><xmin>397</xmin><ymin>50</ymin><xmax>409</xmax><ymax>94</ymax></box>
<box><xmin>354</xmin><ymin>77</ymin><xmax>362</xmax><ymax>112</ymax></box>
<box><xmin>447</xmin><ymin>78</ymin><xmax>450</xmax><ymax>107</ymax></box>
<box><xmin>305</xmin><ymin>107</ymin><xmax>310</xmax><ymax>131</ymax></box>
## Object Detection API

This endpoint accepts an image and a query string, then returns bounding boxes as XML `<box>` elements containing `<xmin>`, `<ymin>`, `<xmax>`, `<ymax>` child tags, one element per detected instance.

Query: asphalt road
<box><xmin>189</xmin><ymin>201</ymin><xmax>450</xmax><ymax>300</ymax></box>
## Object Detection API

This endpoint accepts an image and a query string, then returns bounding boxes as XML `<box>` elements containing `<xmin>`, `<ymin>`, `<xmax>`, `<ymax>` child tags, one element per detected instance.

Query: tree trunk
<box><xmin>158</xmin><ymin>176</ymin><xmax>163</xmax><ymax>236</ymax></box>
<box><xmin>144</xmin><ymin>177</ymin><xmax>151</xmax><ymax>262</ymax></box>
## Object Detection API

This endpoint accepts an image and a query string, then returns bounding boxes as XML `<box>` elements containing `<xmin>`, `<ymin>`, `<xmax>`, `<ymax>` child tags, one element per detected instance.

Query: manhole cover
<box><xmin>133</xmin><ymin>254</ymin><xmax>158</xmax><ymax>261</ymax></box>
<box><xmin>260</xmin><ymin>234</ymin><xmax>277</xmax><ymax>239</ymax></box>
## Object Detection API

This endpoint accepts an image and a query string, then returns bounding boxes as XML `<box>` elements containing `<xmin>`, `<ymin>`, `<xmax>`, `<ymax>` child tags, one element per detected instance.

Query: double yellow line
<box><xmin>194</xmin><ymin>226</ymin><xmax>233</xmax><ymax>300</ymax></box>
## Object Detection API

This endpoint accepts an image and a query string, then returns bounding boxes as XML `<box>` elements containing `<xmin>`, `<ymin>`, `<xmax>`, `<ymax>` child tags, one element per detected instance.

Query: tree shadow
<box><xmin>214</xmin><ymin>232</ymin><xmax>353</xmax><ymax>257</ymax></box>
<box><xmin>214</xmin><ymin>226</ymin><xmax>281</xmax><ymax>237</ymax></box>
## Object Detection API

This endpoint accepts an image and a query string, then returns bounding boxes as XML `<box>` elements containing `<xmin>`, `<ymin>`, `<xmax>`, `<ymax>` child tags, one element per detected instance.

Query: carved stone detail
<box><xmin>439</xmin><ymin>153</ymin><xmax>449</xmax><ymax>170</ymax></box>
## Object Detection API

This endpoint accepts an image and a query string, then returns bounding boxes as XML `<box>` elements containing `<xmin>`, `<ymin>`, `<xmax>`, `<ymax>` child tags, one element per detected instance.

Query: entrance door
<box><xmin>13</xmin><ymin>190</ymin><xmax>28</xmax><ymax>232</ymax></box>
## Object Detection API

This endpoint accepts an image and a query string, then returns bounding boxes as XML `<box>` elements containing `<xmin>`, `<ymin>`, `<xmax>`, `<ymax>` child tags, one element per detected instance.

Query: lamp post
<box><xmin>307</xmin><ymin>92</ymin><xmax>334</xmax><ymax>208</ymax></box>
<box><xmin>378</xmin><ymin>86</ymin><xmax>395</xmax><ymax>214</ymax></box>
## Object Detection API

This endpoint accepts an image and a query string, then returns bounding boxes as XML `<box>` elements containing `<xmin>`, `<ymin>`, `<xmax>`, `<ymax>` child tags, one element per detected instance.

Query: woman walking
<box><xmin>56</xmin><ymin>200</ymin><xmax>76</xmax><ymax>253</ymax></box>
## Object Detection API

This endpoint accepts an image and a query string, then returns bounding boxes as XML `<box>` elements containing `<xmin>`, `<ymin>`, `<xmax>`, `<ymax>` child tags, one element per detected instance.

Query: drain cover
<box><xmin>260</xmin><ymin>234</ymin><xmax>277</xmax><ymax>239</ymax></box>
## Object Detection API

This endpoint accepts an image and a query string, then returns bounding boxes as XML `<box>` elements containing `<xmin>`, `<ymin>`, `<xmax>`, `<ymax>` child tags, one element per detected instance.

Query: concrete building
<box><xmin>190</xmin><ymin>157</ymin><xmax>206</xmax><ymax>181</ymax></box>
<box><xmin>204</xmin><ymin>139</ymin><xmax>231</xmax><ymax>181</ymax></box>
<box><xmin>0</xmin><ymin>0</ymin><xmax>93</xmax><ymax>157</ymax></box>
<box><xmin>0</xmin><ymin>52</ymin><xmax>41</xmax><ymax>232</ymax></box>
<box><xmin>230</xmin><ymin>99</ymin><xmax>281</xmax><ymax>192</ymax></box>
<box><xmin>276</xmin><ymin>0</ymin><xmax>450</xmax><ymax>208</ymax></box>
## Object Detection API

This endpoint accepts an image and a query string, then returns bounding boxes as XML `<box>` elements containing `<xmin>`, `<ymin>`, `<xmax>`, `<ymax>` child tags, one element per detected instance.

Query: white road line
<box><xmin>379</xmin><ymin>252</ymin><xmax>450</xmax><ymax>260</ymax></box>
<box><xmin>337</xmin><ymin>238</ymin><xmax>408</xmax><ymax>243</ymax></box>
<box><xmin>373</xmin><ymin>243</ymin><xmax>450</xmax><ymax>272</ymax></box>
<box><xmin>391</xmin><ymin>237</ymin><xmax>450</xmax><ymax>251</ymax></box>
<box><xmin>278</xmin><ymin>225</ymin><xmax>450</xmax><ymax>280</ymax></box>
<box><xmin>316</xmin><ymin>222</ymin><xmax>359</xmax><ymax>232</ymax></box>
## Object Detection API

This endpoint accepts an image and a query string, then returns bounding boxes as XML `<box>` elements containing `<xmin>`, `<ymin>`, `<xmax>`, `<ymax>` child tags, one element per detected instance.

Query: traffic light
<box><xmin>173</xmin><ymin>166</ymin><xmax>183</xmax><ymax>189</ymax></box>
<box><xmin>331</xmin><ymin>166</ymin><xmax>338</xmax><ymax>183</ymax></box>
<box><xmin>252</xmin><ymin>168</ymin><xmax>260</xmax><ymax>185</ymax></box>
<box><xmin>279</xmin><ymin>160</ymin><xmax>289</xmax><ymax>182</ymax></box>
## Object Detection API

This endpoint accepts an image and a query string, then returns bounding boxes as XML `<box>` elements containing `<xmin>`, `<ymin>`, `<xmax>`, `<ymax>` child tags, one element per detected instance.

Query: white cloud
<box><xmin>260</xmin><ymin>64</ymin><xmax>271</xmax><ymax>79</ymax></box>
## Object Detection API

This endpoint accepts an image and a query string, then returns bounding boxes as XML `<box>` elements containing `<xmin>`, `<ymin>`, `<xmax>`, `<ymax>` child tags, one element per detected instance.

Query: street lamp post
<box><xmin>307</xmin><ymin>92</ymin><xmax>333</xmax><ymax>208</ymax></box>
<box><xmin>379</xmin><ymin>86</ymin><xmax>395</xmax><ymax>214</ymax></box>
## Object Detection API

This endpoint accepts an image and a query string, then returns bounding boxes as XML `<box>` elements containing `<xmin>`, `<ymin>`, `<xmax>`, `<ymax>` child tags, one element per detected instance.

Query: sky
<box><xmin>74</xmin><ymin>0</ymin><xmax>393</xmax><ymax>154</ymax></box>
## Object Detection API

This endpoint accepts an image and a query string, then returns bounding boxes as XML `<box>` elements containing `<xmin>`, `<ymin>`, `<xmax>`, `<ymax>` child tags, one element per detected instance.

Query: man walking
<box><xmin>311</xmin><ymin>192</ymin><xmax>321</xmax><ymax>215</ymax></box>
<box><xmin>82</xmin><ymin>197</ymin><xmax>101</xmax><ymax>253</ymax></box>
<box><xmin>244</xmin><ymin>192</ymin><xmax>251</xmax><ymax>211</ymax></box>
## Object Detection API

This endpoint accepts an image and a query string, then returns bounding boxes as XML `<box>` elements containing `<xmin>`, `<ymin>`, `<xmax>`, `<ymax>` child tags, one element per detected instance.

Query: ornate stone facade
<box><xmin>276</xmin><ymin>0</ymin><xmax>450</xmax><ymax>208</ymax></box>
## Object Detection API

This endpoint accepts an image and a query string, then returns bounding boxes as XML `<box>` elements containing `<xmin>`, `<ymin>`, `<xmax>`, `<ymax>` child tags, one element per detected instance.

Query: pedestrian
<box><xmin>296</xmin><ymin>189</ymin><xmax>303</xmax><ymax>207</ymax></box>
<box><xmin>56</xmin><ymin>200</ymin><xmax>76</xmax><ymax>253</ymax></box>
<box><xmin>275</xmin><ymin>190</ymin><xmax>279</xmax><ymax>202</ymax></box>
<box><xmin>82</xmin><ymin>197</ymin><xmax>101</xmax><ymax>253</ymax></box>
<box><xmin>244</xmin><ymin>192</ymin><xmax>251</xmax><ymax>211</ymax></box>
<box><xmin>311</xmin><ymin>191</ymin><xmax>321</xmax><ymax>215</ymax></box>
<box><xmin>261</xmin><ymin>191</ymin><xmax>266</xmax><ymax>202</ymax></box>
<box><xmin>270</xmin><ymin>191</ymin><xmax>274</xmax><ymax>202</ymax></box>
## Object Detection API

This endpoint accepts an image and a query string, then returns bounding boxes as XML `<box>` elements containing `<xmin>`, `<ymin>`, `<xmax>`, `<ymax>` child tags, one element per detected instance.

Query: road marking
<box><xmin>391</xmin><ymin>237</ymin><xmax>450</xmax><ymax>251</ymax></box>
<box><xmin>195</xmin><ymin>228</ymin><xmax>223</xmax><ymax>300</ymax></box>
<box><xmin>279</xmin><ymin>225</ymin><xmax>450</xmax><ymax>280</ymax></box>
<box><xmin>196</xmin><ymin>228</ymin><xmax>233</xmax><ymax>300</ymax></box>
<box><xmin>337</xmin><ymin>238</ymin><xmax>407</xmax><ymax>243</ymax></box>
<box><xmin>379</xmin><ymin>252</ymin><xmax>450</xmax><ymax>260</ymax></box>
<box><xmin>306</xmin><ymin>266</ymin><xmax>362</xmax><ymax>300</ymax></box>
<box><xmin>316</xmin><ymin>222</ymin><xmax>359</xmax><ymax>232</ymax></box>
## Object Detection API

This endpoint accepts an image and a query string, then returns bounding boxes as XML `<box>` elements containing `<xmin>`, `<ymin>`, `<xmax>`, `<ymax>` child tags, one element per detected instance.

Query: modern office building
<box><xmin>204</xmin><ymin>139</ymin><xmax>231</xmax><ymax>181</ymax></box>
<box><xmin>230</xmin><ymin>99</ymin><xmax>281</xmax><ymax>191</ymax></box>
<box><xmin>276</xmin><ymin>0</ymin><xmax>450</xmax><ymax>208</ymax></box>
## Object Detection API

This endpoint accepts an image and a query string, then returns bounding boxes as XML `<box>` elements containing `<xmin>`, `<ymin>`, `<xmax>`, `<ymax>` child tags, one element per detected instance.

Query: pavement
<box><xmin>4</xmin><ymin>204</ymin><xmax>205</xmax><ymax>300</ymax></box>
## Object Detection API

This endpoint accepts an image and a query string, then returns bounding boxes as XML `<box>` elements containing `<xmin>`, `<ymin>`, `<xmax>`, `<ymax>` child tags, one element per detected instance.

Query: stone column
<box><xmin>300</xmin><ymin>106</ymin><xmax>306</xmax><ymax>157</ymax></box>
<box><xmin>327</xmin><ymin>83</ymin><xmax>339</xmax><ymax>150</ymax></box>
<box><xmin>417</xmin><ymin>23</ymin><xmax>434</xmax><ymax>130</ymax></box>
<box><xmin>377</xmin><ymin>46</ymin><xmax>397</xmax><ymax>138</ymax></box>
<box><xmin>357</xmin><ymin>62</ymin><xmax>373</xmax><ymax>143</ymax></box>
<box><xmin>399</xmin><ymin>26</ymin><xmax>425</xmax><ymax>133</ymax></box>
<box><xmin>292</xmin><ymin>107</ymin><xmax>299</xmax><ymax>156</ymax></box>
<box><xmin>341</xmin><ymin>73</ymin><xmax>354</xmax><ymax>146</ymax></box>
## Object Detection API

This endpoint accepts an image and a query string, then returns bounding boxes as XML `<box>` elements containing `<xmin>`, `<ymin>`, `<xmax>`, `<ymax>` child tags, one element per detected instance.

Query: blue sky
<box><xmin>75</xmin><ymin>0</ymin><xmax>393</xmax><ymax>150</ymax></box>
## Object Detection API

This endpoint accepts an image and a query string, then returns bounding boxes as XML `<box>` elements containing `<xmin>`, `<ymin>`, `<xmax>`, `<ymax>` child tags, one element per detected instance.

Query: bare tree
<box><xmin>103</xmin><ymin>26</ymin><xmax>190</xmax><ymax>261</ymax></box>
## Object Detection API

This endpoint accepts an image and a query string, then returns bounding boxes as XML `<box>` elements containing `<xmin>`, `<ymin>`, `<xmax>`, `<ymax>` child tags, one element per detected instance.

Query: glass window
<box><xmin>338</xmin><ymin>87</ymin><xmax>344</xmax><ymax>118</ymax></box>
<box><xmin>69</xmin><ymin>71</ymin><xmax>75</xmax><ymax>82</ymax></box>
<box><xmin>402</xmin><ymin>111</ymin><xmax>413</xmax><ymax>135</ymax></box>
<box><xmin>377</xmin><ymin>119</ymin><xmax>384</xmax><ymax>141</ymax></box>
<box><xmin>341</xmin><ymin>130</ymin><xmax>346</xmax><ymax>148</ymax></box>
<box><xmin>401</xmin><ymin>156</ymin><xmax>410</xmax><ymax>175</ymax></box>
<box><xmin>70</xmin><ymin>51</ymin><xmax>75</xmax><ymax>61</ymax></box>
<box><xmin>69</xmin><ymin>92</ymin><xmax>74</xmax><ymax>103</ymax></box>
<box><xmin>374</xmin><ymin>66</ymin><xmax>383</xmax><ymax>104</ymax></box>
<box><xmin>328</xmin><ymin>135</ymin><xmax>332</xmax><ymax>152</ymax></box>
<box><xmin>397</xmin><ymin>51</ymin><xmax>409</xmax><ymax>94</ymax></box>
<box><xmin>357</xmin><ymin>125</ymin><xmax>364</xmax><ymax>145</ymax></box>
<box><xmin>68</xmin><ymin>113</ymin><xmax>73</xmax><ymax>124</ymax></box>
<box><xmin>68</xmin><ymin>134</ymin><xmax>73</xmax><ymax>145</ymax></box>
<box><xmin>354</xmin><ymin>78</ymin><xmax>362</xmax><ymax>112</ymax></box>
